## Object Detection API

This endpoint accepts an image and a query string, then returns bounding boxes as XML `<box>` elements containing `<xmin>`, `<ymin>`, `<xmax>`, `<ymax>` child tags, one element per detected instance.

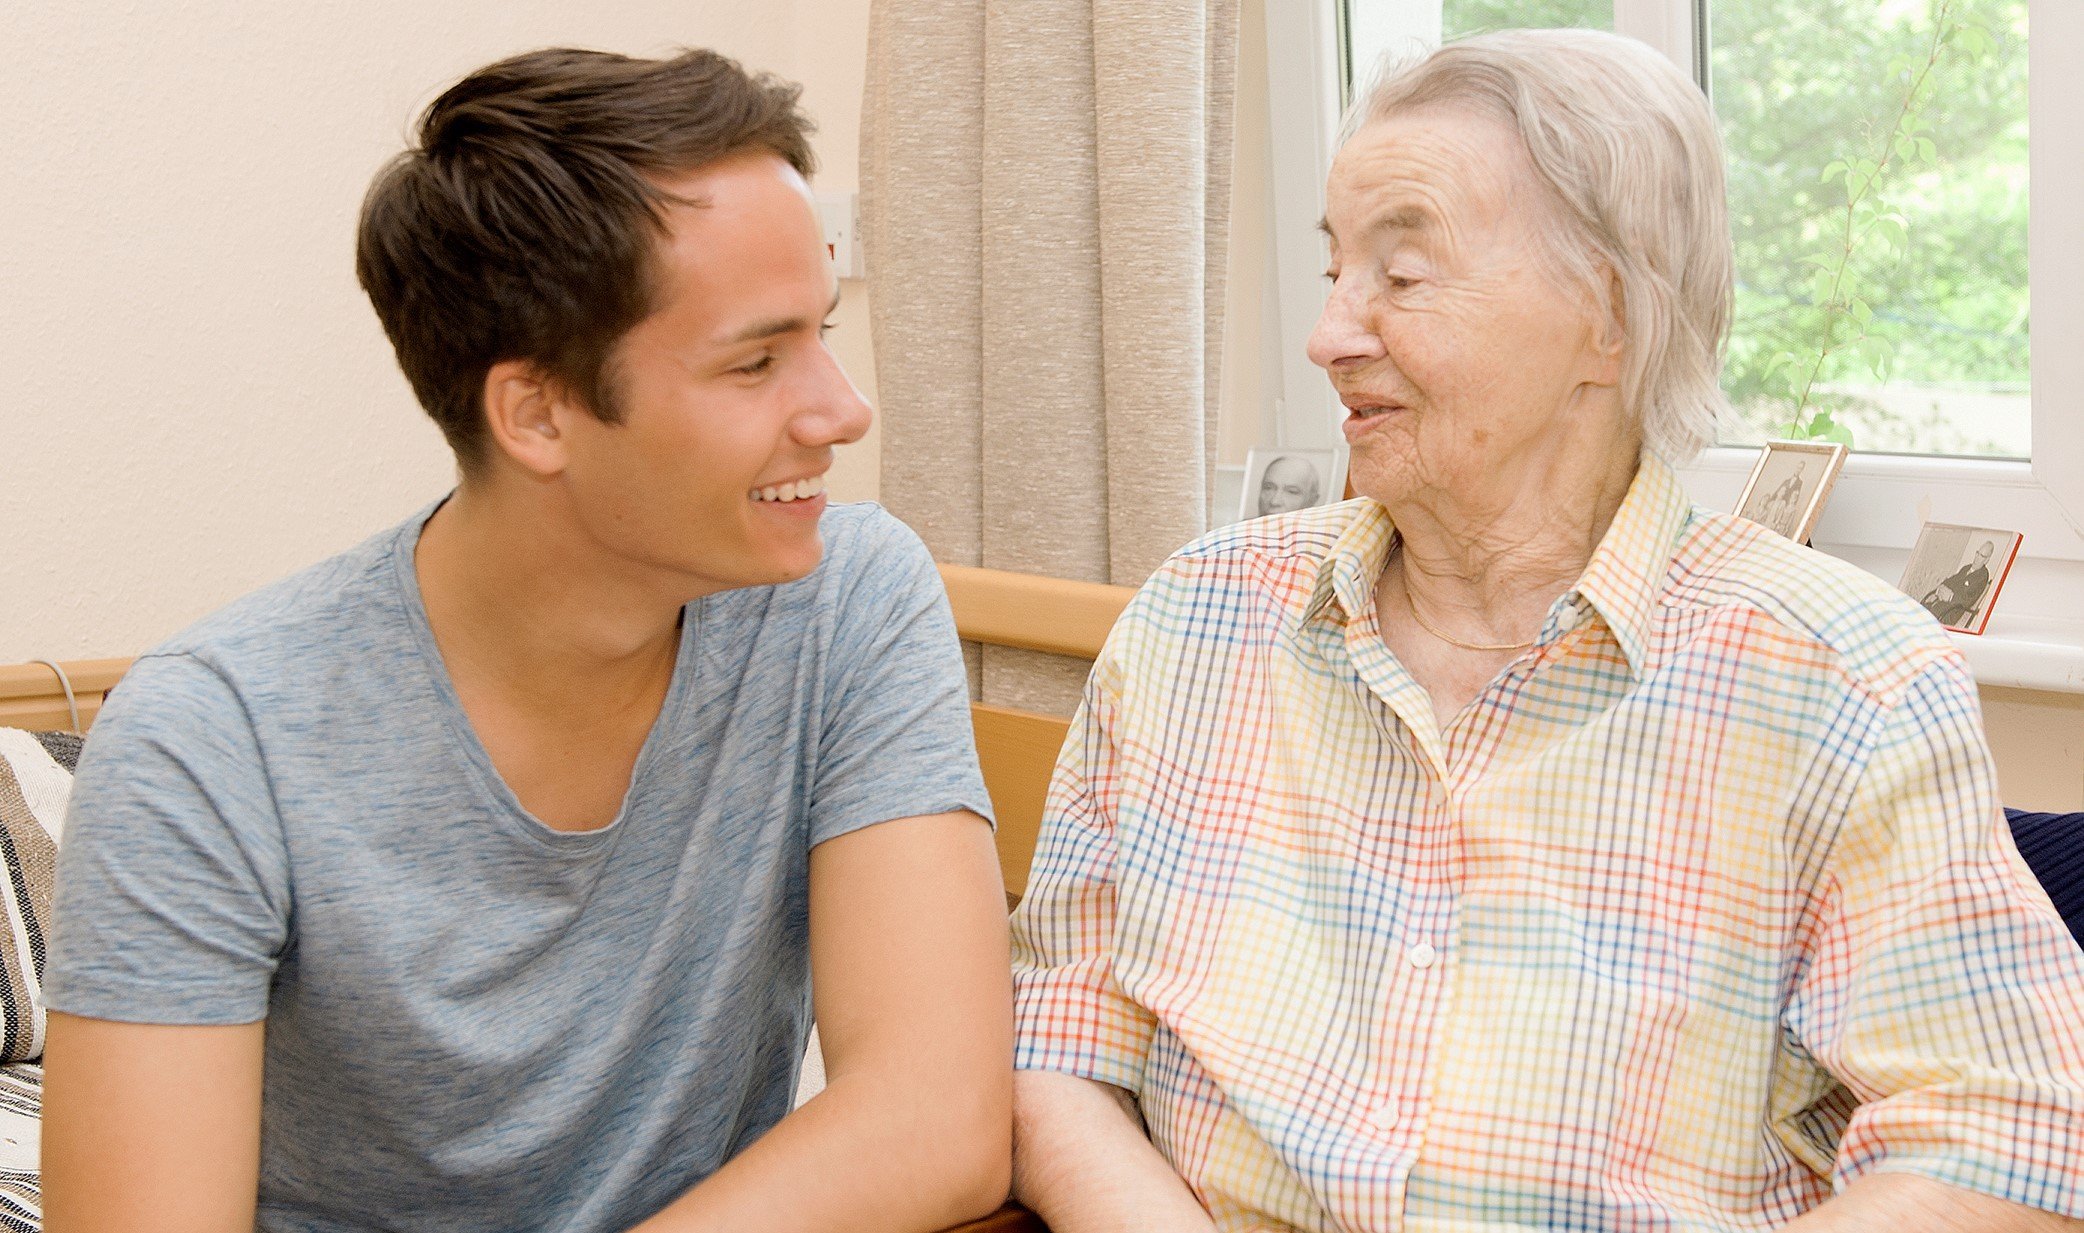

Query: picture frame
<box><xmin>1733</xmin><ymin>440</ymin><xmax>1849</xmax><ymax>543</ymax></box>
<box><xmin>1897</xmin><ymin>523</ymin><xmax>2024</xmax><ymax>636</ymax></box>
<box><xmin>1238</xmin><ymin>448</ymin><xmax>1345</xmax><ymax>523</ymax></box>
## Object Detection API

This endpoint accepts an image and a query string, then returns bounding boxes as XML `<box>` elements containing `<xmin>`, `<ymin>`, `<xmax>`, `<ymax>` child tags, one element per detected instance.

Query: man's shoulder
<box><xmin>99</xmin><ymin>511</ymin><xmax>427</xmax><ymax>744</ymax></box>
<box><xmin>152</xmin><ymin>511</ymin><xmax>419</xmax><ymax>670</ymax></box>
<box><xmin>706</xmin><ymin>500</ymin><xmax>933</xmax><ymax>625</ymax></box>
<box><xmin>1666</xmin><ymin>507</ymin><xmax>1959</xmax><ymax>701</ymax></box>
<box><xmin>809</xmin><ymin>500</ymin><xmax>932</xmax><ymax>585</ymax></box>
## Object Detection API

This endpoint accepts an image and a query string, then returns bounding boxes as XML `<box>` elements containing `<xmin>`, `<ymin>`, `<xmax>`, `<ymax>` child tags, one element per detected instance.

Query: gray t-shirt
<box><xmin>48</xmin><ymin>500</ymin><xmax>992</xmax><ymax>1232</ymax></box>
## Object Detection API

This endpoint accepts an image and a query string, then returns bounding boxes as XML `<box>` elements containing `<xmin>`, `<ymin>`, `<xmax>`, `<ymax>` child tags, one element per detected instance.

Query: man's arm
<box><xmin>634</xmin><ymin>810</ymin><xmax>1011</xmax><ymax>1233</ymax></box>
<box><xmin>1782</xmin><ymin>1173</ymin><xmax>2084</xmax><ymax>1232</ymax></box>
<box><xmin>1011</xmin><ymin>1070</ymin><xmax>1215</xmax><ymax>1233</ymax></box>
<box><xmin>43</xmin><ymin>1012</ymin><xmax>264</xmax><ymax>1233</ymax></box>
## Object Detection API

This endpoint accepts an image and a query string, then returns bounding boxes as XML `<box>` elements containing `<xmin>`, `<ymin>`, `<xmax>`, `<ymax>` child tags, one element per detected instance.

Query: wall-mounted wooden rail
<box><xmin>0</xmin><ymin>657</ymin><xmax>131</xmax><ymax>733</ymax></box>
<box><xmin>937</xmin><ymin>564</ymin><xmax>1134</xmax><ymax>903</ymax></box>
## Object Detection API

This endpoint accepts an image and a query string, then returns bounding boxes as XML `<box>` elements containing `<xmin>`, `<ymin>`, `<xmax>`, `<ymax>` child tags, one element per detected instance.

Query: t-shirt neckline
<box><xmin>384</xmin><ymin>495</ymin><xmax>701</xmax><ymax>851</ymax></box>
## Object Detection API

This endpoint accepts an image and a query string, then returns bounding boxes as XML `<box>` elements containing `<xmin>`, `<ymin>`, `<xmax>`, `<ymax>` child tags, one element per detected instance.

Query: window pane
<box><xmin>1445</xmin><ymin>0</ymin><xmax>1611</xmax><ymax>38</ymax></box>
<box><xmin>1713</xmin><ymin>0</ymin><xmax>2029</xmax><ymax>458</ymax></box>
<box><xmin>1345</xmin><ymin>0</ymin><xmax>1612</xmax><ymax>96</ymax></box>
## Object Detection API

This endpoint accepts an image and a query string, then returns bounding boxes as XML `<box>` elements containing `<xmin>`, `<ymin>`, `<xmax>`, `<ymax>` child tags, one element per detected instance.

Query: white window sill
<box><xmin>1946</xmin><ymin>622</ymin><xmax>2084</xmax><ymax>693</ymax></box>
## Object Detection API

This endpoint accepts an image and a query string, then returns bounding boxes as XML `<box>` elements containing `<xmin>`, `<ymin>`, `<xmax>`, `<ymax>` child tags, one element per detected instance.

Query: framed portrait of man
<box><xmin>1898</xmin><ymin>523</ymin><xmax>2024</xmax><ymax>636</ymax></box>
<box><xmin>1239</xmin><ymin>448</ymin><xmax>1343</xmax><ymax>523</ymax></box>
<box><xmin>1733</xmin><ymin>440</ymin><xmax>1849</xmax><ymax>543</ymax></box>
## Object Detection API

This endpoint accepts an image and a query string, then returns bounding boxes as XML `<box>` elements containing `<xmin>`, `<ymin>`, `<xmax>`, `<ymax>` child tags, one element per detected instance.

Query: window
<box><xmin>1255</xmin><ymin>0</ymin><xmax>2084</xmax><ymax>680</ymax></box>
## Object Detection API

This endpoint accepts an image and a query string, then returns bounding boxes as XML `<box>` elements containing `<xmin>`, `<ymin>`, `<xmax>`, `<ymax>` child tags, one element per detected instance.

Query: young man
<box><xmin>44</xmin><ymin>48</ymin><xmax>1010</xmax><ymax>1233</ymax></box>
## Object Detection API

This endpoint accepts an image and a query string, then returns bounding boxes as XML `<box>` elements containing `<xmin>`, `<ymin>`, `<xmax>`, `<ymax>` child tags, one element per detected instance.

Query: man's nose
<box><xmin>797</xmin><ymin>343</ymin><xmax>874</xmax><ymax>448</ymax></box>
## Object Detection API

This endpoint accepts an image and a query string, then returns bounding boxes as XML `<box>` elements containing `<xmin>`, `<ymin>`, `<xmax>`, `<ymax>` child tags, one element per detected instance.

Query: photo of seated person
<box><xmin>42</xmin><ymin>49</ymin><xmax>1011</xmax><ymax>1233</ymax></box>
<box><xmin>1923</xmin><ymin>538</ymin><xmax>1997</xmax><ymax>627</ymax></box>
<box><xmin>1007</xmin><ymin>30</ymin><xmax>2084</xmax><ymax>1233</ymax></box>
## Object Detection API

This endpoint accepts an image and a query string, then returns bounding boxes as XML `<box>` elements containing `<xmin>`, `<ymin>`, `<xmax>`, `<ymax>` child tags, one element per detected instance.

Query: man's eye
<box><xmin>820</xmin><ymin>318</ymin><xmax>838</xmax><ymax>335</ymax></box>
<box><xmin>737</xmin><ymin>355</ymin><xmax>775</xmax><ymax>376</ymax></box>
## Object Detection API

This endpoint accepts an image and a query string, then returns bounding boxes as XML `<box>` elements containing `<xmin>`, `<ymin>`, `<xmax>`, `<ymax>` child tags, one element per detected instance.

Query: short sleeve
<box><xmin>807</xmin><ymin>510</ymin><xmax>995</xmax><ymax>846</ymax></box>
<box><xmin>1785</xmin><ymin>657</ymin><xmax>2084</xmax><ymax>1217</ymax></box>
<box><xmin>47</xmin><ymin>654</ymin><xmax>291</xmax><ymax>1025</ymax></box>
<box><xmin>1009</xmin><ymin>633</ymin><xmax>1156</xmax><ymax>1093</ymax></box>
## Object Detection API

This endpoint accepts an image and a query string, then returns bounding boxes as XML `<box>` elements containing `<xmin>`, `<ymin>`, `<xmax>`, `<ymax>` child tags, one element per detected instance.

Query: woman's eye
<box><xmin>820</xmin><ymin>318</ymin><xmax>838</xmax><ymax>335</ymax></box>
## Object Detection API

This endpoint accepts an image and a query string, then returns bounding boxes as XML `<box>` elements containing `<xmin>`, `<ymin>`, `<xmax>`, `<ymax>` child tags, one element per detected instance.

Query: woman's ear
<box><xmin>480</xmin><ymin>360</ymin><xmax>569</xmax><ymax>478</ymax></box>
<box><xmin>1588</xmin><ymin>268</ymin><xmax>1627</xmax><ymax>387</ymax></box>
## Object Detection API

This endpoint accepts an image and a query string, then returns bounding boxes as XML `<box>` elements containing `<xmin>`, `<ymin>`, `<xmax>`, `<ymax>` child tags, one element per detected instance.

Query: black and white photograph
<box><xmin>1898</xmin><ymin>523</ymin><xmax>2024</xmax><ymax>635</ymax></box>
<box><xmin>1239</xmin><ymin>448</ymin><xmax>1343</xmax><ymax>522</ymax></box>
<box><xmin>1733</xmin><ymin>440</ymin><xmax>1848</xmax><ymax>542</ymax></box>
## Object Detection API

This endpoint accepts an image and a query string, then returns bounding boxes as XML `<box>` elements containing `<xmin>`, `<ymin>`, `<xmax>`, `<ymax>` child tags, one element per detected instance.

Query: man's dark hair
<box><xmin>355</xmin><ymin>48</ymin><xmax>816</xmax><ymax>468</ymax></box>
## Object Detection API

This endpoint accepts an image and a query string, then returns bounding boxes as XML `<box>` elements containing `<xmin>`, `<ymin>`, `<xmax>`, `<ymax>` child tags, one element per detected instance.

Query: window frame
<box><xmin>1258</xmin><ymin>0</ymin><xmax>2084</xmax><ymax>681</ymax></box>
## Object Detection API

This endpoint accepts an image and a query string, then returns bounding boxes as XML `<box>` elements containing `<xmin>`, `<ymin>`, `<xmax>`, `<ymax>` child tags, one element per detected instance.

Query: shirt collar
<box><xmin>1297</xmin><ymin>453</ymin><xmax>1691</xmax><ymax>679</ymax></box>
<box><xmin>1560</xmin><ymin>452</ymin><xmax>1691</xmax><ymax>679</ymax></box>
<box><xmin>1300</xmin><ymin>500</ymin><xmax>1396</xmax><ymax>629</ymax></box>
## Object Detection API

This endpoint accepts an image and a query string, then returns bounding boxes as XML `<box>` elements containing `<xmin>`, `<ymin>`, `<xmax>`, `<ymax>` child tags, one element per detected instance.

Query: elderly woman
<box><xmin>1007</xmin><ymin>28</ymin><xmax>2084</xmax><ymax>1233</ymax></box>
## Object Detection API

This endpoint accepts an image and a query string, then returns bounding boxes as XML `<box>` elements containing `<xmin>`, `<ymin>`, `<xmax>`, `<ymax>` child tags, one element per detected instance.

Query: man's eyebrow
<box><xmin>719</xmin><ymin>288</ymin><xmax>844</xmax><ymax>346</ymax></box>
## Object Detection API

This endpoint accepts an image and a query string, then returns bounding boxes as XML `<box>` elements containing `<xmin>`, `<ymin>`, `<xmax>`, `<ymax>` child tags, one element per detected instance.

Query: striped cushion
<box><xmin>0</xmin><ymin>732</ymin><xmax>66</xmax><ymax>1065</ymax></box>
<box><xmin>0</xmin><ymin>1064</ymin><xmax>38</xmax><ymax>1231</ymax></box>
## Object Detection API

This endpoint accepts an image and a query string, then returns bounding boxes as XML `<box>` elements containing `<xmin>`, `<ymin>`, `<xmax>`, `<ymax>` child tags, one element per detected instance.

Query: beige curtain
<box><xmin>861</xmin><ymin>0</ymin><xmax>1240</xmax><ymax>714</ymax></box>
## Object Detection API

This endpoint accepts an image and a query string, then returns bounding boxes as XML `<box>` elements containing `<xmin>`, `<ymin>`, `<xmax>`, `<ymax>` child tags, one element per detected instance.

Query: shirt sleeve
<box><xmin>1009</xmin><ymin>629</ymin><xmax>1156</xmax><ymax>1093</ymax></box>
<box><xmin>1785</xmin><ymin>655</ymin><xmax>2084</xmax><ymax>1217</ymax></box>
<box><xmin>47</xmin><ymin>654</ymin><xmax>291</xmax><ymax>1025</ymax></box>
<box><xmin>806</xmin><ymin>509</ymin><xmax>995</xmax><ymax>847</ymax></box>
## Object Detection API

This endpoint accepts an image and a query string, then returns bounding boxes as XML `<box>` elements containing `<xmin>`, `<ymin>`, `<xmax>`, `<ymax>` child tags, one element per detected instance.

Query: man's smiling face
<box><xmin>550</xmin><ymin>151</ymin><xmax>872</xmax><ymax>597</ymax></box>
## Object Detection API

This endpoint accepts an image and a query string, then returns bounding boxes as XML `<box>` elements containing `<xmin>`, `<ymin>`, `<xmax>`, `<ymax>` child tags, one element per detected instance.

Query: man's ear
<box><xmin>480</xmin><ymin>360</ymin><xmax>568</xmax><ymax>478</ymax></box>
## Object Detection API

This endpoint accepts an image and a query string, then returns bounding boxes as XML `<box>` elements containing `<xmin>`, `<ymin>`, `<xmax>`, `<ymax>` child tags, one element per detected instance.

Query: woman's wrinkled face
<box><xmin>1308</xmin><ymin>107</ymin><xmax>1622</xmax><ymax>509</ymax></box>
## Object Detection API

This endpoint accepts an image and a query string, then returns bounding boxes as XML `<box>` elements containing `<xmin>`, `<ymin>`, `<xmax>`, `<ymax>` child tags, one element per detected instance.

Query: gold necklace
<box><xmin>1399</xmin><ymin>565</ymin><xmax>1536</xmax><ymax>653</ymax></box>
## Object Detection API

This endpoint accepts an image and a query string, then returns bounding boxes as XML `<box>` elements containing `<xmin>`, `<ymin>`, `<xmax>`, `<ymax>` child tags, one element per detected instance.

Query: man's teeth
<box><xmin>752</xmin><ymin>476</ymin><xmax>827</xmax><ymax>503</ymax></box>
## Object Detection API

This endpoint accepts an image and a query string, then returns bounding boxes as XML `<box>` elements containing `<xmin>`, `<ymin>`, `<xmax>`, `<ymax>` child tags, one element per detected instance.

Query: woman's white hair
<box><xmin>1344</xmin><ymin>29</ymin><xmax>1734</xmax><ymax>462</ymax></box>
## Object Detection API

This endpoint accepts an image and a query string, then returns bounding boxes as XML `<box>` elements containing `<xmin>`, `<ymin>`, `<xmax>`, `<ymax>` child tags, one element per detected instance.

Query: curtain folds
<box><xmin>862</xmin><ymin>0</ymin><xmax>1240</xmax><ymax>713</ymax></box>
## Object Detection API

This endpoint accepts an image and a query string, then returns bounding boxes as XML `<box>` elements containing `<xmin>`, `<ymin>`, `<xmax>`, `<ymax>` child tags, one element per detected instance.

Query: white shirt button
<box><xmin>1367</xmin><ymin>1104</ymin><xmax>1402</xmax><ymax>1131</ymax></box>
<box><xmin>1407</xmin><ymin>941</ymin><xmax>1437</xmax><ymax>969</ymax></box>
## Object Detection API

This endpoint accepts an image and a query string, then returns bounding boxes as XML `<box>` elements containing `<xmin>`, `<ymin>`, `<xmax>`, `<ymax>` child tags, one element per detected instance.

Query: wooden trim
<box><xmin>973</xmin><ymin>704</ymin><xmax>1074</xmax><ymax>901</ymax></box>
<box><xmin>0</xmin><ymin>657</ymin><xmax>133</xmax><ymax>733</ymax></box>
<box><xmin>939</xmin><ymin>565</ymin><xmax>1133</xmax><ymax>660</ymax></box>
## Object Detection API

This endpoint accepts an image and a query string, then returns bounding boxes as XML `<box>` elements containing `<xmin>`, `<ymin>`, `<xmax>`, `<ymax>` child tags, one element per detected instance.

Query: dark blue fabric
<box><xmin>2008</xmin><ymin>809</ymin><xmax>2084</xmax><ymax>948</ymax></box>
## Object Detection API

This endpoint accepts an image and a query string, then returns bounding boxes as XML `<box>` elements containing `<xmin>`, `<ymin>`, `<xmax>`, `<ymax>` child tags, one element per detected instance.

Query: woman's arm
<box><xmin>1781</xmin><ymin>1173</ymin><xmax>2084</xmax><ymax>1232</ymax></box>
<box><xmin>1010</xmin><ymin>1069</ymin><xmax>1216</xmax><ymax>1233</ymax></box>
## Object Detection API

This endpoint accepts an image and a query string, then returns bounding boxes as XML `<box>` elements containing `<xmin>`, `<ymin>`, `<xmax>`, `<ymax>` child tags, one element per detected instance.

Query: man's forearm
<box><xmin>1782</xmin><ymin>1172</ymin><xmax>2084</xmax><ymax>1232</ymax></box>
<box><xmin>1011</xmin><ymin>1069</ymin><xmax>1217</xmax><ymax>1233</ymax></box>
<box><xmin>631</xmin><ymin>1067</ymin><xmax>1007</xmax><ymax>1233</ymax></box>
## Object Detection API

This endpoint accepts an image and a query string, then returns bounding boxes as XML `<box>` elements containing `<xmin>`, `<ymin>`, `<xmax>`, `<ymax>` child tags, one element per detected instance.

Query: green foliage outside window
<box><xmin>1714</xmin><ymin>0</ymin><xmax>2024</xmax><ymax>455</ymax></box>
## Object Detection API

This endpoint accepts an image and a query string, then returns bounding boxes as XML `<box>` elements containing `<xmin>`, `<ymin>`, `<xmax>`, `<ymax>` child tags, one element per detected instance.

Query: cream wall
<box><xmin>0</xmin><ymin>0</ymin><xmax>878</xmax><ymax>663</ymax></box>
<box><xmin>5</xmin><ymin>2</ymin><xmax>2078</xmax><ymax>808</ymax></box>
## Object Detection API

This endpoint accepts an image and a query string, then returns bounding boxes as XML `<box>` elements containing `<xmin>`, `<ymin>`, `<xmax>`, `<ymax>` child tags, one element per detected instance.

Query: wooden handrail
<box><xmin>0</xmin><ymin>657</ymin><xmax>133</xmax><ymax>732</ymax></box>
<box><xmin>939</xmin><ymin>565</ymin><xmax>1134</xmax><ymax>660</ymax></box>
